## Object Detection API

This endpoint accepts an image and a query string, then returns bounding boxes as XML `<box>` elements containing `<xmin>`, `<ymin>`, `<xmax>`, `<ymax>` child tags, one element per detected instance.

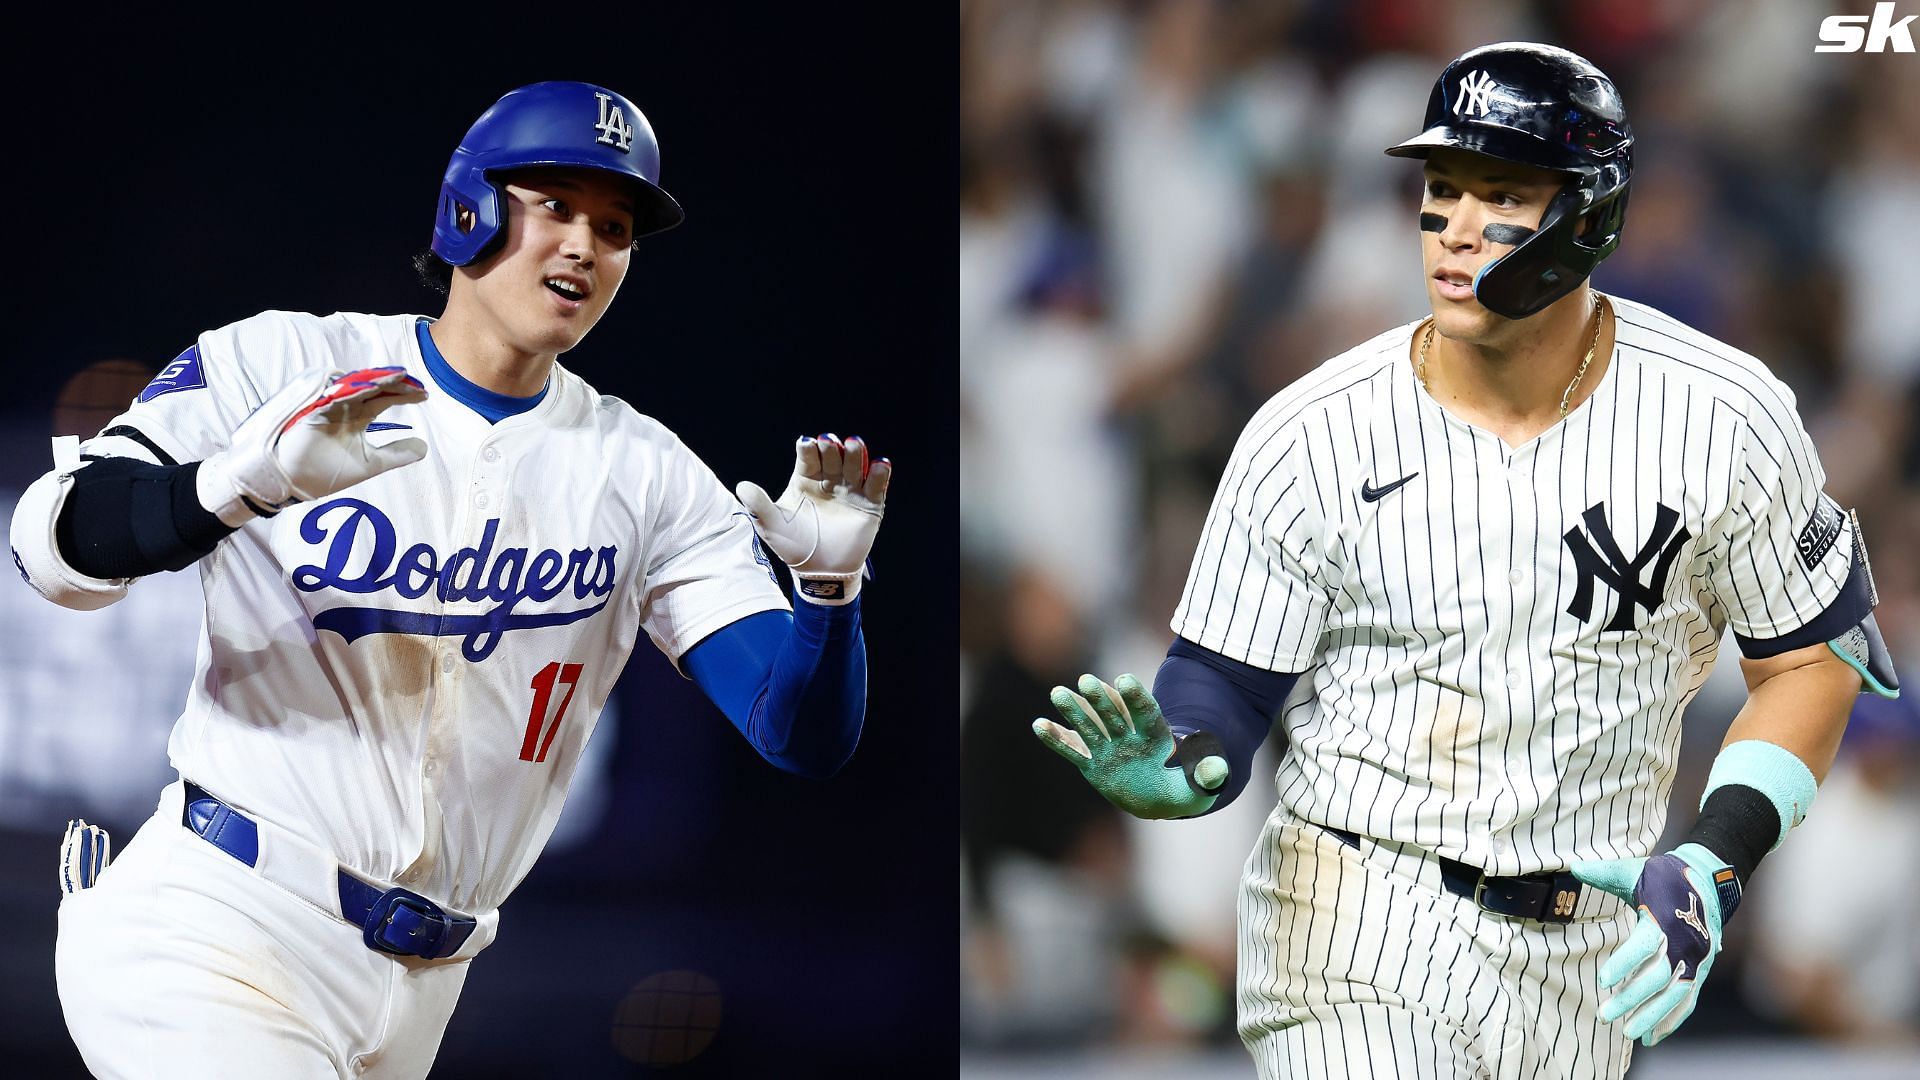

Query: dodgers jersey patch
<box><xmin>1797</xmin><ymin>497</ymin><xmax>1844</xmax><ymax>571</ymax></box>
<box><xmin>136</xmin><ymin>345</ymin><xmax>207</xmax><ymax>402</ymax></box>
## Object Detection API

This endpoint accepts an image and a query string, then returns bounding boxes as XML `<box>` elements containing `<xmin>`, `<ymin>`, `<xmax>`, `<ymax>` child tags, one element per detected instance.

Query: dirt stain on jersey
<box><xmin>1423</xmin><ymin>690</ymin><xmax>1483</xmax><ymax>796</ymax></box>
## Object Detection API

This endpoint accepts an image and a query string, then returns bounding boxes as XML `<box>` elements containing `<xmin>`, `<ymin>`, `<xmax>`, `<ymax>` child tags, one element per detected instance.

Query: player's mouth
<box><xmin>1433</xmin><ymin>269</ymin><xmax>1476</xmax><ymax>303</ymax></box>
<box><xmin>543</xmin><ymin>275</ymin><xmax>591</xmax><ymax>311</ymax></box>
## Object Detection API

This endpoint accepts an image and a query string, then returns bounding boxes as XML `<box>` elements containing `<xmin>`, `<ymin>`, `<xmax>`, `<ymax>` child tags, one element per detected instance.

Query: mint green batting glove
<box><xmin>1031</xmin><ymin>673</ymin><xmax>1228</xmax><ymax>820</ymax></box>
<box><xmin>1571</xmin><ymin>842</ymin><xmax>1743</xmax><ymax>1047</ymax></box>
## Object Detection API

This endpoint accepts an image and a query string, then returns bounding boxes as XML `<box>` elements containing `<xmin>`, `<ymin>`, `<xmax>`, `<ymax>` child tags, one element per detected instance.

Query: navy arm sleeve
<box><xmin>55</xmin><ymin>456</ymin><xmax>236</xmax><ymax>578</ymax></box>
<box><xmin>681</xmin><ymin>598</ymin><xmax>867</xmax><ymax>779</ymax></box>
<box><xmin>1156</xmin><ymin>636</ymin><xmax>1300</xmax><ymax>814</ymax></box>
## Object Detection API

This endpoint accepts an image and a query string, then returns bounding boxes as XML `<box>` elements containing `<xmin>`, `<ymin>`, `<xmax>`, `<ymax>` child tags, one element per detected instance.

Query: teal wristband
<box><xmin>1699</xmin><ymin>740</ymin><xmax>1817</xmax><ymax>851</ymax></box>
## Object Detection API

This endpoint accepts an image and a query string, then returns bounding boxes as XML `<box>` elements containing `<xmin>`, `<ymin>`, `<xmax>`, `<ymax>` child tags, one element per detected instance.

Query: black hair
<box><xmin>412</xmin><ymin>249</ymin><xmax>454</xmax><ymax>295</ymax></box>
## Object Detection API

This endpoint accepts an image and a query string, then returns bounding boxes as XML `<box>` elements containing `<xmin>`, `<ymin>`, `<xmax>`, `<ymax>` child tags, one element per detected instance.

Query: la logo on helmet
<box><xmin>594</xmin><ymin>92</ymin><xmax>634</xmax><ymax>152</ymax></box>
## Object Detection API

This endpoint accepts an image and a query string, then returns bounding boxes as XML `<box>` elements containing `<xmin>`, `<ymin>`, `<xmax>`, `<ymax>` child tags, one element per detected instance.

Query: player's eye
<box><xmin>1491</xmin><ymin>192</ymin><xmax>1522</xmax><ymax>209</ymax></box>
<box><xmin>1426</xmin><ymin>181</ymin><xmax>1455</xmax><ymax>199</ymax></box>
<box><xmin>541</xmin><ymin>197</ymin><xmax>569</xmax><ymax>217</ymax></box>
<box><xmin>603</xmin><ymin>219</ymin><xmax>629</xmax><ymax>240</ymax></box>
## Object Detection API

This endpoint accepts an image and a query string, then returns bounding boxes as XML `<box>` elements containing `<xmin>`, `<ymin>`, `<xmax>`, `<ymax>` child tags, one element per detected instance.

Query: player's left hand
<box><xmin>1032</xmin><ymin>674</ymin><xmax>1228</xmax><ymax>820</ymax></box>
<box><xmin>1570</xmin><ymin>843</ymin><xmax>1742</xmax><ymax>1047</ymax></box>
<box><xmin>735</xmin><ymin>434</ymin><xmax>890</xmax><ymax>606</ymax></box>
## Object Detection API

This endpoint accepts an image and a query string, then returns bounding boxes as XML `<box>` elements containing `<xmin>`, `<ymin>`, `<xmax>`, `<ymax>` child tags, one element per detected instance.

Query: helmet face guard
<box><xmin>1471</xmin><ymin>177</ymin><xmax>1630</xmax><ymax>319</ymax></box>
<box><xmin>431</xmin><ymin>81</ymin><xmax>684</xmax><ymax>268</ymax></box>
<box><xmin>1386</xmin><ymin>42</ymin><xmax>1633</xmax><ymax>320</ymax></box>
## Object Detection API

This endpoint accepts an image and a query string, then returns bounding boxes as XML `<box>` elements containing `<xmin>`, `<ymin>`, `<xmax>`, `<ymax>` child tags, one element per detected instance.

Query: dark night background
<box><xmin>0</xmin><ymin>7</ymin><xmax>954</xmax><ymax>1077</ymax></box>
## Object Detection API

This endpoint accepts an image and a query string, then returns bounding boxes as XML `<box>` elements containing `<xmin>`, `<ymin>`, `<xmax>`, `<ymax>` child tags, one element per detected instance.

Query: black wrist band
<box><xmin>1683</xmin><ymin>783</ymin><xmax>1781</xmax><ymax>890</ymax></box>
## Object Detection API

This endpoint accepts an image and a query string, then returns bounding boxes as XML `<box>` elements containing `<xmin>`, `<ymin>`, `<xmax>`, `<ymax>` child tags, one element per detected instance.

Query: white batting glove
<box><xmin>196</xmin><ymin>365</ymin><xmax>429</xmax><ymax>526</ymax></box>
<box><xmin>735</xmin><ymin>433</ymin><xmax>891</xmax><ymax>605</ymax></box>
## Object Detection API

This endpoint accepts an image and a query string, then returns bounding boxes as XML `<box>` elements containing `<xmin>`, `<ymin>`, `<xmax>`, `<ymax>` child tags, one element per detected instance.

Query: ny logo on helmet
<box><xmin>594</xmin><ymin>92</ymin><xmax>634</xmax><ymax>152</ymax></box>
<box><xmin>1453</xmin><ymin>70</ymin><xmax>1501</xmax><ymax>117</ymax></box>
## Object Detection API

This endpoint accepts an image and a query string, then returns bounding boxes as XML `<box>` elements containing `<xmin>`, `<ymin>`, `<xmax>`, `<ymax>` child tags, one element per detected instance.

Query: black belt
<box><xmin>181</xmin><ymin>780</ymin><xmax>477</xmax><ymax>959</ymax></box>
<box><xmin>1322</xmin><ymin>825</ymin><xmax>1584</xmax><ymax>923</ymax></box>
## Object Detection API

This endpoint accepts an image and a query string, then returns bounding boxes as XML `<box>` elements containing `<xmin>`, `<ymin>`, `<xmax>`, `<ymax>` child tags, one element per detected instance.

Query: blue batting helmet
<box><xmin>1386</xmin><ymin>43</ymin><xmax>1632</xmax><ymax>320</ymax></box>
<box><xmin>431</xmin><ymin>81</ymin><xmax>685</xmax><ymax>267</ymax></box>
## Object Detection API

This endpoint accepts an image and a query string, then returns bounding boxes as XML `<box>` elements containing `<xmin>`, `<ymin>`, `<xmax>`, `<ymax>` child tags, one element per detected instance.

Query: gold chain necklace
<box><xmin>1419</xmin><ymin>294</ymin><xmax>1608</xmax><ymax>419</ymax></box>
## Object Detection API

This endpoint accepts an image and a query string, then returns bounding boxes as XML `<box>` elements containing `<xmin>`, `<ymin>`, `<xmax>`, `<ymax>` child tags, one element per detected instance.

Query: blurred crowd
<box><xmin>960</xmin><ymin>0</ymin><xmax>1920</xmax><ymax>1058</ymax></box>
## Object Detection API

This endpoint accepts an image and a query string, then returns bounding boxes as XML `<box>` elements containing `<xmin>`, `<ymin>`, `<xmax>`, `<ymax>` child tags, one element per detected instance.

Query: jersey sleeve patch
<box><xmin>1796</xmin><ymin>496</ymin><xmax>1844</xmax><ymax>571</ymax></box>
<box><xmin>135</xmin><ymin>345</ymin><xmax>207</xmax><ymax>403</ymax></box>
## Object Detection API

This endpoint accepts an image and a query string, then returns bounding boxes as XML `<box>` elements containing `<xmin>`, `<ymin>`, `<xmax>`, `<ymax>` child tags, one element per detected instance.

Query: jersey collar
<box><xmin>413</xmin><ymin>318</ymin><xmax>549</xmax><ymax>424</ymax></box>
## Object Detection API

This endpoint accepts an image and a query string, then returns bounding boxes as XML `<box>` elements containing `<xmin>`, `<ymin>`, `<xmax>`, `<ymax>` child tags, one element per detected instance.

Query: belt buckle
<box><xmin>363</xmin><ymin>887</ymin><xmax>452</xmax><ymax>958</ymax></box>
<box><xmin>1474</xmin><ymin>872</ymin><xmax>1577</xmax><ymax>921</ymax></box>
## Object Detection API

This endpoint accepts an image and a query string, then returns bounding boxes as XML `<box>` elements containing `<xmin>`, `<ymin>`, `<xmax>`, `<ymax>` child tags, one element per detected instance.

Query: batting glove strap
<box><xmin>792</xmin><ymin>570</ymin><xmax>864</xmax><ymax>606</ymax></box>
<box><xmin>199</xmin><ymin>365</ymin><xmax>429</xmax><ymax>527</ymax></box>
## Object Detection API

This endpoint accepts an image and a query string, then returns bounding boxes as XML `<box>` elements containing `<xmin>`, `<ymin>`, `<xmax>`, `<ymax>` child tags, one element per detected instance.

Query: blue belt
<box><xmin>181</xmin><ymin>780</ymin><xmax>476</xmax><ymax>960</ymax></box>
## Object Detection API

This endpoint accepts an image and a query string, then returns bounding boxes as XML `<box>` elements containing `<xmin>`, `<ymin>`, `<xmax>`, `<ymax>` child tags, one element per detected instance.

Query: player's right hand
<box><xmin>1032</xmin><ymin>673</ymin><xmax>1227</xmax><ymax>820</ymax></box>
<box><xmin>197</xmin><ymin>366</ymin><xmax>429</xmax><ymax>525</ymax></box>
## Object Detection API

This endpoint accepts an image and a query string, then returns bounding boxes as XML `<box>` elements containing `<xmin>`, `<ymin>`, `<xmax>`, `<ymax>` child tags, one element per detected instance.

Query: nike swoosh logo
<box><xmin>1361</xmin><ymin>473</ymin><xmax>1419</xmax><ymax>502</ymax></box>
<box><xmin>366</xmin><ymin>422</ymin><xmax>413</xmax><ymax>432</ymax></box>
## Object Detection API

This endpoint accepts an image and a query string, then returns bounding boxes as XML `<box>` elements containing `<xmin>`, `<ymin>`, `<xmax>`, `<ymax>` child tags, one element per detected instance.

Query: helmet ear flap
<box><xmin>440</xmin><ymin>190</ymin><xmax>476</xmax><ymax>236</ymax></box>
<box><xmin>1472</xmin><ymin>177</ymin><xmax>1628</xmax><ymax>319</ymax></box>
<box><xmin>1568</xmin><ymin>185</ymin><xmax>1628</xmax><ymax>255</ymax></box>
<box><xmin>433</xmin><ymin>166</ymin><xmax>509</xmax><ymax>267</ymax></box>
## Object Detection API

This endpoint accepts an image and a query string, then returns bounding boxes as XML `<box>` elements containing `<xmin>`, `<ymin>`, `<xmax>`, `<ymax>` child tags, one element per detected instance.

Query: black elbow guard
<box><xmin>55</xmin><ymin>458</ymin><xmax>236</xmax><ymax>578</ymax></box>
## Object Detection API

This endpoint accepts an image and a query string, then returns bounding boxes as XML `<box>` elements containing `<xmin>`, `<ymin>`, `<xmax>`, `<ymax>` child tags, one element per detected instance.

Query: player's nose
<box><xmin>1439</xmin><ymin>201</ymin><xmax>1483</xmax><ymax>252</ymax></box>
<box><xmin>559</xmin><ymin>219</ymin><xmax>596</xmax><ymax>267</ymax></box>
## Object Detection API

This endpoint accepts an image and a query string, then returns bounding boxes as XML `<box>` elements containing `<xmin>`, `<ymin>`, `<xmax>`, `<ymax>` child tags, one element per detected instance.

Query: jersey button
<box><xmin>1508</xmin><ymin>569</ymin><xmax>1524</xmax><ymax>585</ymax></box>
<box><xmin>483</xmin><ymin>446</ymin><xmax>500</xmax><ymax>463</ymax></box>
<box><xmin>441</xmin><ymin>655</ymin><xmax>455</xmax><ymax>674</ymax></box>
<box><xmin>475</xmin><ymin>493</ymin><xmax>490</xmax><ymax>508</ymax></box>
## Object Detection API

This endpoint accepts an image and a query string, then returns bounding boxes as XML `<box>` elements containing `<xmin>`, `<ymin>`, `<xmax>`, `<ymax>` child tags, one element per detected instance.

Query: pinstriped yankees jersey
<box><xmin>1172</xmin><ymin>293</ymin><xmax>1853</xmax><ymax>876</ymax></box>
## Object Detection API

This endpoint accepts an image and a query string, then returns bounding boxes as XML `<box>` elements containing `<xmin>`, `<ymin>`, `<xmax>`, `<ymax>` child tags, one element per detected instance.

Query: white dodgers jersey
<box><xmin>1172</xmin><ymin>295</ymin><xmax>1854</xmax><ymax>874</ymax></box>
<box><xmin>88</xmin><ymin>310</ymin><xmax>787</xmax><ymax>925</ymax></box>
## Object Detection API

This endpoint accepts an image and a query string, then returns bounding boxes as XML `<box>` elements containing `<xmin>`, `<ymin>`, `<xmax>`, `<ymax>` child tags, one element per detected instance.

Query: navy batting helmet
<box><xmin>431</xmin><ymin>81</ymin><xmax>684</xmax><ymax>267</ymax></box>
<box><xmin>1385</xmin><ymin>43</ymin><xmax>1632</xmax><ymax>319</ymax></box>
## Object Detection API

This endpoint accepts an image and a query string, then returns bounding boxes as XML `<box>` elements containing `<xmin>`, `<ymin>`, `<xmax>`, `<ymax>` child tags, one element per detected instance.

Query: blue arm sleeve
<box><xmin>1156</xmin><ymin>637</ymin><xmax>1300</xmax><ymax>814</ymax></box>
<box><xmin>680</xmin><ymin>598</ymin><xmax>867</xmax><ymax>778</ymax></box>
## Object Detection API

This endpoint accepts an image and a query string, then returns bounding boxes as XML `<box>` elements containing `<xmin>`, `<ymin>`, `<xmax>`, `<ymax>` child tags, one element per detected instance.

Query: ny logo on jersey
<box><xmin>593</xmin><ymin>92</ymin><xmax>634</xmax><ymax>151</ymax></box>
<box><xmin>1453</xmin><ymin>70</ymin><xmax>1501</xmax><ymax>117</ymax></box>
<box><xmin>1562</xmin><ymin>501</ymin><xmax>1691</xmax><ymax>632</ymax></box>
